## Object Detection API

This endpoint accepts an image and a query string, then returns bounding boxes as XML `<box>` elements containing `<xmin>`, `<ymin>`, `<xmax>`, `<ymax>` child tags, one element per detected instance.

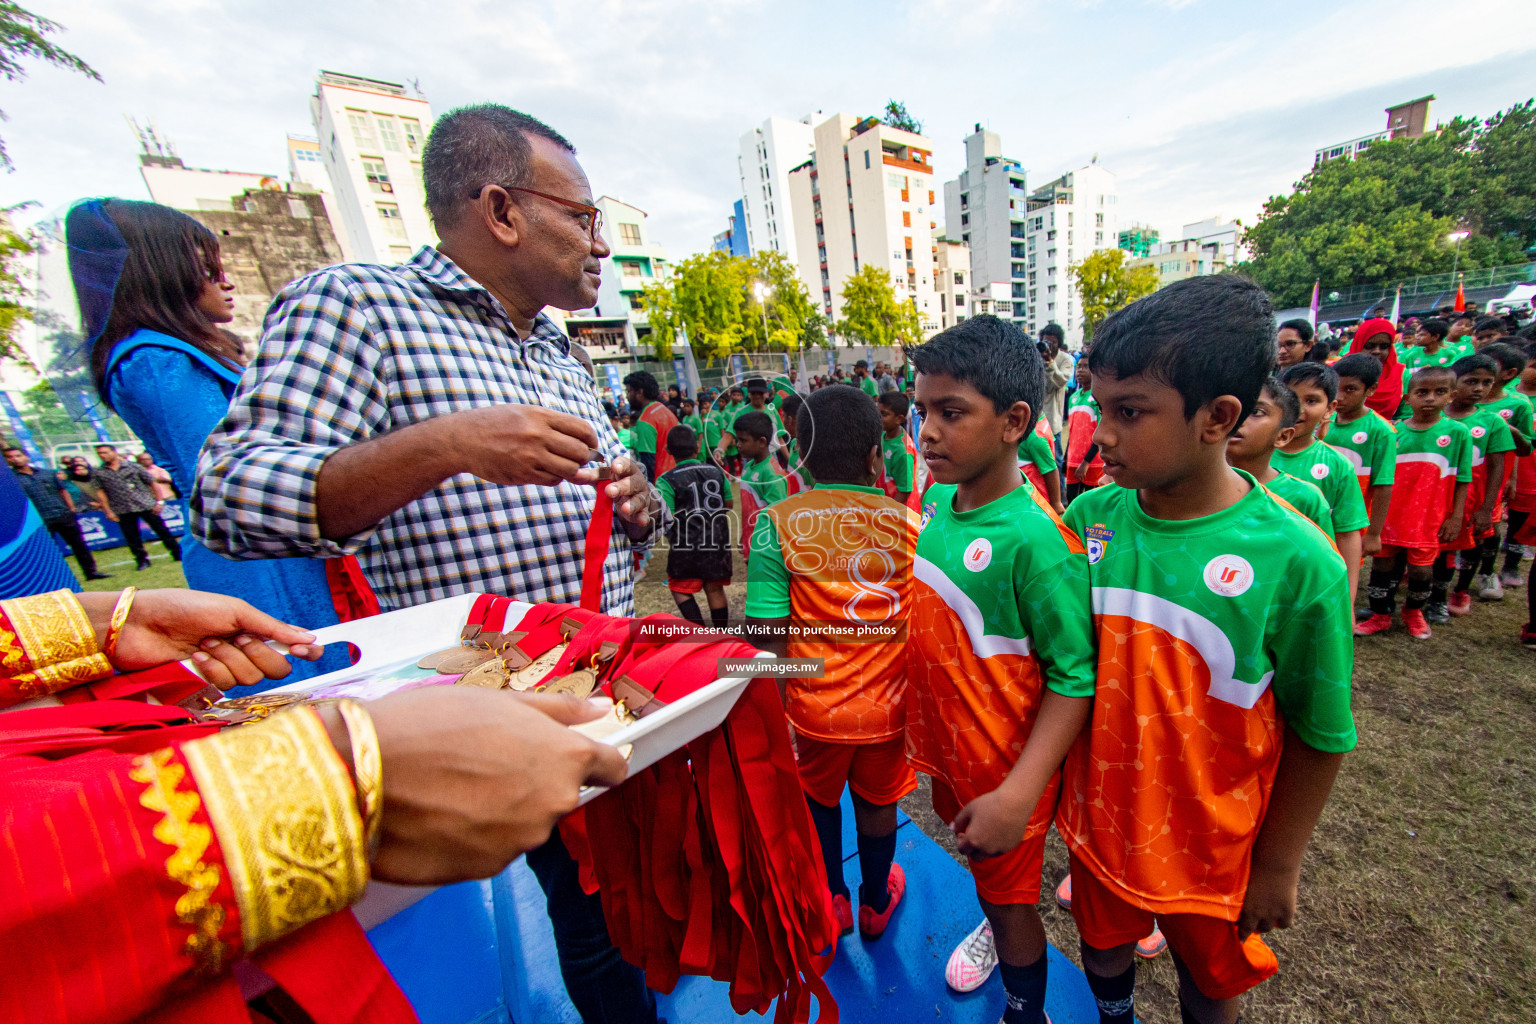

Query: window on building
<box><xmin>1096</xmin><ymin>232</ymin><xmax>1104</xmax><ymax>245</ymax></box>
<box><xmin>954</xmin><ymin>271</ymin><xmax>964</xmax><ymax>285</ymax></box>
<box><xmin>960</xmin><ymin>193</ymin><xmax>969</xmax><ymax>209</ymax></box>
<box><xmin>377</xmin><ymin>202</ymin><xmax>407</xmax><ymax>239</ymax></box>
<box><xmin>1095</xmin><ymin>213</ymin><xmax>1104</xmax><ymax>227</ymax></box>
<box><xmin>618</xmin><ymin>222</ymin><xmax>643</xmax><ymax>245</ymax></box>
<box><xmin>865</xmin><ymin>151</ymin><xmax>871</xmax><ymax>169</ymax></box>
<box><xmin>400</xmin><ymin>118</ymin><xmax>424</xmax><ymax>154</ymax></box>
<box><xmin>347</xmin><ymin>110</ymin><xmax>378</xmax><ymax>149</ymax></box>
<box><xmin>362</xmin><ymin>158</ymin><xmax>392</xmax><ymax>193</ymax></box>
<box><xmin>1068</xmin><ymin>231</ymin><xmax>1073</xmax><ymax>245</ymax></box>
<box><xmin>961</xmin><ymin>213</ymin><xmax>969</xmax><ymax>227</ymax></box>
<box><xmin>410</xmin><ymin>162</ymin><xmax>423</xmax><ymax>190</ymax></box>
<box><xmin>628</xmin><ymin>294</ymin><xmax>644</xmax><ymax>310</ymax></box>
<box><xmin>389</xmin><ymin>245</ymin><xmax>412</xmax><ymax>261</ymax></box>
<box><xmin>955</xmin><ymin>294</ymin><xmax>964</xmax><ymax>306</ymax></box>
<box><xmin>1046</xmin><ymin>230</ymin><xmax>1056</xmax><ymax>241</ymax></box>
<box><xmin>375</xmin><ymin>115</ymin><xmax>401</xmax><ymax>151</ymax></box>
<box><xmin>961</xmin><ymin>232</ymin><xmax>969</xmax><ymax>243</ymax></box>
<box><xmin>1067</xmin><ymin>213</ymin><xmax>1073</xmax><ymax>226</ymax></box>
<box><xmin>621</xmin><ymin>261</ymin><xmax>642</xmax><ymax>278</ymax></box>
<box><xmin>287</xmin><ymin>197</ymin><xmax>311</xmax><ymax>219</ymax></box>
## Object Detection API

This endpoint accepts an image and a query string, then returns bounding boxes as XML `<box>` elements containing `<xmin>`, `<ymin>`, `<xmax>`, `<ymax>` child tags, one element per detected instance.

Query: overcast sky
<box><xmin>4</xmin><ymin>0</ymin><xmax>1534</xmax><ymax>258</ymax></box>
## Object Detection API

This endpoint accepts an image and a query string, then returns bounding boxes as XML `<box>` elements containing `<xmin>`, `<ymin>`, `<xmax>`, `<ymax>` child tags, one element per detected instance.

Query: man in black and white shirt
<box><xmin>93</xmin><ymin>445</ymin><xmax>181</xmax><ymax>571</ymax></box>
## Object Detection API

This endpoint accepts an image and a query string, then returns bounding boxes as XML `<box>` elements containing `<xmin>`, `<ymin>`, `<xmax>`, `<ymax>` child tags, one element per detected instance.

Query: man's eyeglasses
<box><xmin>472</xmin><ymin>184</ymin><xmax>603</xmax><ymax>242</ymax></box>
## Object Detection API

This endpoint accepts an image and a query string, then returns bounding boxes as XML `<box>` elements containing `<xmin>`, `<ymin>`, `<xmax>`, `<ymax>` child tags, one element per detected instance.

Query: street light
<box><xmin>1447</xmin><ymin>230</ymin><xmax>1471</xmax><ymax>281</ymax></box>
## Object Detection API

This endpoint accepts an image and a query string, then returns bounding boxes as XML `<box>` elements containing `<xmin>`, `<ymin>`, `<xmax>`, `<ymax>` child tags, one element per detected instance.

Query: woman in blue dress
<box><xmin>68</xmin><ymin>199</ymin><xmax>359</xmax><ymax>678</ymax></box>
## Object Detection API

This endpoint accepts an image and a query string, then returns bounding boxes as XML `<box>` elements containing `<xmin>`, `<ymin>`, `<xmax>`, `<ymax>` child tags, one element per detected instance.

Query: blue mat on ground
<box><xmin>487</xmin><ymin>790</ymin><xmax>1103</xmax><ymax>1024</ymax></box>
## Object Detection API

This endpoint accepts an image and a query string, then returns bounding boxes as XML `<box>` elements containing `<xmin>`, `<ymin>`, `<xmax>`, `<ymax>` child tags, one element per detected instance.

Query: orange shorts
<box><xmin>931</xmin><ymin>778</ymin><xmax>1046</xmax><ymax>906</ymax></box>
<box><xmin>1377</xmin><ymin>543</ymin><xmax>1438</xmax><ymax>567</ymax></box>
<box><xmin>794</xmin><ymin>733</ymin><xmax>916</xmax><ymax>808</ymax></box>
<box><xmin>1068</xmin><ymin>854</ymin><xmax>1278</xmax><ymax>1000</ymax></box>
<box><xmin>667</xmin><ymin>576</ymin><xmax>731</xmax><ymax>594</ymax></box>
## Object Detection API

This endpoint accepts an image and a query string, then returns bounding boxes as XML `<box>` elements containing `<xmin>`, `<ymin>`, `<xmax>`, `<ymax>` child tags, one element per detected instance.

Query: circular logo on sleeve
<box><xmin>963</xmin><ymin>538</ymin><xmax>993</xmax><ymax>572</ymax></box>
<box><xmin>1471</xmin><ymin>425</ymin><xmax>1486</xmax><ymax>438</ymax></box>
<box><xmin>1437</xmin><ymin>435</ymin><xmax>1451</xmax><ymax>447</ymax></box>
<box><xmin>1499</xmin><ymin>408</ymin><xmax>1514</xmax><ymax>419</ymax></box>
<box><xmin>1310</xmin><ymin>463</ymin><xmax>1330</xmax><ymax>480</ymax></box>
<box><xmin>1203</xmin><ymin>554</ymin><xmax>1255</xmax><ymax>597</ymax></box>
<box><xmin>1352</xmin><ymin>431</ymin><xmax>1369</xmax><ymax>444</ymax></box>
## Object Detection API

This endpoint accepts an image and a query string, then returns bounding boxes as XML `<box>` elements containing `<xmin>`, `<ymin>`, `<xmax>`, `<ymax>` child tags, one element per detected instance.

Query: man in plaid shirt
<box><xmin>196</xmin><ymin>104</ymin><xmax>662</xmax><ymax>1024</ymax></box>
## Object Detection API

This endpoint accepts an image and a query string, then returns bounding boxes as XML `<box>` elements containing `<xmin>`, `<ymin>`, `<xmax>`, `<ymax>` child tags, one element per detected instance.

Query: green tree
<box><xmin>0</xmin><ymin>208</ymin><xmax>36</xmax><ymax>368</ymax></box>
<box><xmin>0</xmin><ymin>2</ymin><xmax>100</xmax><ymax>170</ymax></box>
<box><xmin>834</xmin><ymin>266</ymin><xmax>925</xmax><ymax>348</ymax></box>
<box><xmin>883</xmin><ymin>100</ymin><xmax>922</xmax><ymax>135</ymax></box>
<box><xmin>1069</xmin><ymin>248</ymin><xmax>1157</xmax><ymax>342</ymax></box>
<box><xmin>1241</xmin><ymin>102</ymin><xmax>1536</xmax><ymax>307</ymax></box>
<box><xmin>639</xmin><ymin>249</ymin><xmax>825</xmax><ymax>359</ymax></box>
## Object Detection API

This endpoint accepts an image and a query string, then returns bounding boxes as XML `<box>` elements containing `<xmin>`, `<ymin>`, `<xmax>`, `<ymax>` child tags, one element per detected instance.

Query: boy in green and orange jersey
<box><xmin>734</xmin><ymin>410</ymin><xmax>788</xmax><ymax>566</ymax></box>
<box><xmin>1275</xmin><ymin>362</ymin><xmax>1370</xmax><ymax>602</ymax></box>
<box><xmin>1437</xmin><ymin>354</ymin><xmax>1515</xmax><ymax>618</ymax></box>
<box><xmin>1061</xmin><ymin>276</ymin><xmax>1356</xmax><ymax>1024</ymax></box>
<box><xmin>876</xmin><ymin>391</ymin><xmax>920</xmax><ymax>511</ymax></box>
<box><xmin>1322</xmin><ymin>353</ymin><xmax>1397</xmax><ymax>556</ymax></box>
<box><xmin>1016</xmin><ymin>417</ymin><xmax>1065</xmax><ymax>514</ymax></box>
<box><xmin>907</xmin><ymin>316</ymin><xmax>1098</xmax><ymax>1024</ymax></box>
<box><xmin>1357</xmin><ymin>366</ymin><xmax>1473</xmax><ymax>640</ymax></box>
<box><xmin>1225</xmin><ymin>377</ymin><xmax>1335</xmax><ymax>538</ymax></box>
<box><xmin>745</xmin><ymin>384</ymin><xmax>921</xmax><ymax>942</ymax></box>
<box><xmin>776</xmin><ymin>391</ymin><xmax>815</xmax><ymax>495</ymax></box>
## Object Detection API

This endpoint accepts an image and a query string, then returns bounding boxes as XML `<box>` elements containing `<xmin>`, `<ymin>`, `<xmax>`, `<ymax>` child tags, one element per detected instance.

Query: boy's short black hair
<box><xmin>1280</xmin><ymin>361</ymin><xmax>1339</xmax><ymax>403</ymax></box>
<box><xmin>877</xmin><ymin>391</ymin><xmax>910</xmax><ymax>418</ymax></box>
<box><xmin>797</xmin><ymin>385</ymin><xmax>881</xmax><ymax>483</ymax></box>
<box><xmin>1451</xmin><ymin>353</ymin><xmax>1499</xmax><ymax>377</ymax></box>
<box><xmin>1480</xmin><ymin>342</ymin><xmax>1528</xmax><ymax>374</ymax></box>
<box><xmin>1039</xmin><ymin>323</ymin><xmax>1064</xmax><ymax>344</ymax></box>
<box><xmin>1278</xmin><ymin>318</ymin><xmax>1315</xmax><ymax>343</ymax></box>
<box><xmin>1474</xmin><ymin>315</ymin><xmax>1506</xmax><ymax>334</ymax></box>
<box><xmin>1260</xmin><ymin>376</ymin><xmax>1301</xmax><ymax>430</ymax></box>
<box><xmin>1088</xmin><ymin>275</ymin><xmax>1275</xmax><ymax>422</ymax></box>
<box><xmin>910</xmin><ymin>314</ymin><xmax>1045</xmax><ymax>432</ymax></box>
<box><xmin>1332</xmin><ymin>353</ymin><xmax>1382</xmax><ymax>390</ymax></box>
<box><xmin>733</xmin><ymin>410</ymin><xmax>774</xmax><ymax>443</ymax></box>
<box><xmin>779</xmin><ymin>391</ymin><xmax>804</xmax><ymax>422</ymax></box>
<box><xmin>1409</xmin><ymin>365</ymin><xmax>1456</xmax><ymax>387</ymax></box>
<box><xmin>623</xmin><ymin>370</ymin><xmax>660</xmax><ymax>401</ymax></box>
<box><xmin>854</xmin><ymin>359</ymin><xmax>868</xmax><ymax>370</ymax></box>
<box><xmin>665</xmin><ymin>425</ymin><xmax>698</xmax><ymax>458</ymax></box>
<box><xmin>1418</xmin><ymin>318</ymin><xmax>1449</xmax><ymax>340</ymax></box>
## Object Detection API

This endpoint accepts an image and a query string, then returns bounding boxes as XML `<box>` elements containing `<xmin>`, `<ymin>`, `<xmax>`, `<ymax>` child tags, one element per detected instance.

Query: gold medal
<box><xmin>509</xmin><ymin>645</ymin><xmax>568</xmax><ymax>691</ymax></box>
<box><xmin>417</xmin><ymin>647</ymin><xmax>462</xmax><ymax>670</ymax></box>
<box><xmin>216</xmin><ymin>691</ymin><xmax>309</xmax><ymax>711</ymax></box>
<box><xmin>456</xmin><ymin>658</ymin><xmax>511</xmax><ymax>689</ymax></box>
<box><xmin>540</xmin><ymin>668</ymin><xmax>598</xmax><ymax>699</ymax></box>
<box><xmin>434</xmin><ymin>647</ymin><xmax>497</xmax><ymax>674</ymax></box>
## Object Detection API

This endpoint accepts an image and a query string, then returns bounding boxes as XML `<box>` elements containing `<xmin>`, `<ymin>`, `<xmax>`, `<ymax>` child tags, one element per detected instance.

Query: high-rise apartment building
<box><xmin>933</xmin><ymin>239</ymin><xmax>970</xmax><ymax>330</ymax></box>
<box><xmin>1116</xmin><ymin>224</ymin><xmax>1160</xmax><ymax>258</ymax></box>
<box><xmin>737</xmin><ymin>116</ymin><xmax>817</xmax><ymax>259</ymax></box>
<box><xmin>310</xmin><ymin>71</ymin><xmax>434</xmax><ymax>263</ymax></box>
<box><xmin>942</xmin><ymin>125</ymin><xmax>1028</xmax><ymax>325</ymax></box>
<box><xmin>712</xmin><ymin>199</ymin><xmax>750</xmax><ymax>257</ymax></box>
<box><xmin>1022</xmin><ymin>163</ymin><xmax>1119</xmax><ymax>347</ymax></box>
<box><xmin>785</xmin><ymin>113</ymin><xmax>941</xmax><ymax>332</ymax></box>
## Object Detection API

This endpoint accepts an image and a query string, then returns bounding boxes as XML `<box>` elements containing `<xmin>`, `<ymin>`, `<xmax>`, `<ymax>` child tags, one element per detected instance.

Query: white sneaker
<box><xmin>946</xmin><ymin>918</ymin><xmax>998</xmax><ymax>993</ymax></box>
<box><xmin>1479</xmin><ymin>573</ymin><xmax>1505</xmax><ymax>601</ymax></box>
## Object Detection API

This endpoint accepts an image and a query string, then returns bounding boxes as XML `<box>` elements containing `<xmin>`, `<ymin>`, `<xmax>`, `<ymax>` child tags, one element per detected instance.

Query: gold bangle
<box><xmin>104</xmin><ymin>586</ymin><xmax>137</xmax><ymax>663</ymax></box>
<box><xmin>336</xmin><ymin>699</ymin><xmax>383</xmax><ymax>859</ymax></box>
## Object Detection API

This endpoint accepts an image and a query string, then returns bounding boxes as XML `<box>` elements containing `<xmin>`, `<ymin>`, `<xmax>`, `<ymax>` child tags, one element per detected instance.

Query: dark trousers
<box><xmin>46</xmin><ymin>516</ymin><xmax>99</xmax><ymax>575</ymax></box>
<box><xmin>524</xmin><ymin>830</ymin><xmax>657</xmax><ymax>1024</ymax></box>
<box><xmin>118</xmin><ymin>509</ymin><xmax>181</xmax><ymax>563</ymax></box>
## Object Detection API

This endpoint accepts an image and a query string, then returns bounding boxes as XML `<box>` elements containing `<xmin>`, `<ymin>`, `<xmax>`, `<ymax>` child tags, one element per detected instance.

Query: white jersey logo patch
<box><xmin>1310</xmin><ymin>463</ymin><xmax>1330</xmax><ymax>480</ymax></box>
<box><xmin>1500</xmin><ymin>408</ymin><xmax>1513</xmax><ymax>419</ymax></box>
<box><xmin>963</xmin><ymin>538</ymin><xmax>992</xmax><ymax>572</ymax></box>
<box><xmin>1472</xmin><ymin>425</ymin><xmax>1486</xmax><ymax>438</ymax></box>
<box><xmin>1352</xmin><ymin>430</ymin><xmax>1369</xmax><ymax>444</ymax></box>
<box><xmin>1437</xmin><ymin>435</ymin><xmax>1451</xmax><ymax>447</ymax></box>
<box><xmin>1203</xmin><ymin>554</ymin><xmax>1255</xmax><ymax>597</ymax></box>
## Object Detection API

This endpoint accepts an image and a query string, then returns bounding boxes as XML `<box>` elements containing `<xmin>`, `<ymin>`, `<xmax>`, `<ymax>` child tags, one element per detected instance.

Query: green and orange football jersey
<box><xmin>1059</xmin><ymin>474</ymin><xmax>1356</xmax><ymax>921</ymax></box>
<box><xmin>878</xmin><ymin>431</ymin><xmax>921</xmax><ymax>511</ymax></box>
<box><xmin>1016</xmin><ymin>419</ymin><xmax>1058</xmax><ymax>497</ymax></box>
<box><xmin>746</xmin><ymin>483</ymin><xmax>920</xmax><ymax>743</ymax></box>
<box><xmin>1322</xmin><ymin>408</ymin><xmax>1397</xmax><ymax>500</ymax></box>
<box><xmin>1261</xmin><ymin>472</ymin><xmax>1335</xmax><ymax>540</ymax></box>
<box><xmin>1271</xmin><ymin>439</ymin><xmax>1370</xmax><ymax>536</ymax></box>
<box><xmin>906</xmin><ymin>481</ymin><xmax>1096</xmax><ymax>843</ymax></box>
<box><xmin>1380</xmin><ymin>417</ymin><xmax>1474</xmax><ymax>549</ymax></box>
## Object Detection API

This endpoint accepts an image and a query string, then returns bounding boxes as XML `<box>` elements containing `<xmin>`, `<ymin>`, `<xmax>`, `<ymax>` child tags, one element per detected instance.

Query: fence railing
<box><xmin>1327</xmin><ymin>262</ymin><xmax>1536</xmax><ymax>305</ymax></box>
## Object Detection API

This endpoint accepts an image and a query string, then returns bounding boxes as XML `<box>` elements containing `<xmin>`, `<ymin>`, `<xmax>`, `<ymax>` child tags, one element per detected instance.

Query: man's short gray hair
<box><xmin>422</xmin><ymin>104</ymin><xmax>575</xmax><ymax>232</ymax></box>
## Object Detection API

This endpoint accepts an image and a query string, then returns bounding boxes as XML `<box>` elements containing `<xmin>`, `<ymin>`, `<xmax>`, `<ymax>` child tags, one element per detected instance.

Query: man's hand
<box><xmin>1237</xmin><ymin>860</ymin><xmax>1300</xmax><ymax>941</ymax></box>
<box><xmin>1361</xmin><ymin>530</ymin><xmax>1383</xmax><ymax>557</ymax></box>
<box><xmin>951</xmin><ymin>787</ymin><xmax>1031</xmax><ymax>860</ymax></box>
<box><xmin>1438</xmin><ymin>515</ymin><xmax>1461</xmax><ymax>544</ymax></box>
<box><xmin>77</xmin><ymin>588</ymin><xmax>325</xmax><ymax>689</ymax></box>
<box><xmin>361</xmin><ymin>689</ymin><xmax>630</xmax><ymax>884</ymax></box>
<box><xmin>453</xmin><ymin>404</ymin><xmax>603</xmax><ymax>487</ymax></box>
<box><xmin>605</xmin><ymin>455</ymin><xmax>657</xmax><ymax>533</ymax></box>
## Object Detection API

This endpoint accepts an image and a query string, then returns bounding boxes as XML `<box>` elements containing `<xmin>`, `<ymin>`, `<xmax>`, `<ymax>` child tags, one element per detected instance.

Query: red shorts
<box><xmin>1377</xmin><ymin>543</ymin><xmax>1439</xmax><ymax>567</ymax></box>
<box><xmin>1068</xmin><ymin>854</ymin><xmax>1278</xmax><ymax>1000</ymax></box>
<box><xmin>795</xmin><ymin>733</ymin><xmax>916</xmax><ymax>808</ymax></box>
<box><xmin>667</xmin><ymin>576</ymin><xmax>731</xmax><ymax>594</ymax></box>
<box><xmin>931</xmin><ymin>778</ymin><xmax>1046</xmax><ymax>906</ymax></box>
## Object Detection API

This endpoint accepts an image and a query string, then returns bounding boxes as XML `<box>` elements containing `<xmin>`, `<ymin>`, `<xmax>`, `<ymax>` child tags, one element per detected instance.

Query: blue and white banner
<box><xmin>730</xmin><ymin>354</ymin><xmax>746</xmax><ymax>382</ymax></box>
<box><xmin>780</xmin><ymin>353</ymin><xmax>791</xmax><ymax>373</ymax></box>
<box><xmin>826</xmin><ymin>349</ymin><xmax>836</xmax><ymax>376</ymax></box>
<box><xmin>673</xmin><ymin>356</ymin><xmax>688</xmax><ymax>391</ymax></box>
<box><xmin>679</xmin><ymin>340</ymin><xmax>702</xmax><ymax>396</ymax></box>
<box><xmin>56</xmin><ymin>499</ymin><xmax>190</xmax><ymax>554</ymax></box>
<box><xmin>0</xmin><ymin>392</ymin><xmax>45</xmax><ymax>463</ymax></box>
<box><xmin>604</xmin><ymin>364</ymin><xmax>624</xmax><ymax>404</ymax></box>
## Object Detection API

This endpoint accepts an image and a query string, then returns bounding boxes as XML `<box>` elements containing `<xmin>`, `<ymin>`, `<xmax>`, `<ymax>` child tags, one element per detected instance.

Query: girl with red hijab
<box><xmin>1346</xmin><ymin>317</ymin><xmax>1409</xmax><ymax>419</ymax></box>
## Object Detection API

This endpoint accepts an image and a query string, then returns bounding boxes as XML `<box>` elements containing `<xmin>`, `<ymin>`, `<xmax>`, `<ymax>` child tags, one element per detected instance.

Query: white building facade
<box><xmin>309</xmin><ymin>71</ymin><xmax>434</xmax><ymax>264</ymax></box>
<box><xmin>942</xmin><ymin>125</ymin><xmax>1028</xmax><ymax>326</ymax></box>
<box><xmin>933</xmin><ymin>239</ymin><xmax>969</xmax><ymax>330</ymax></box>
<box><xmin>1023</xmin><ymin>163</ymin><xmax>1119</xmax><ymax>348</ymax></box>
<box><xmin>737</xmin><ymin>116</ymin><xmax>817</xmax><ymax>260</ymax></box>
<box><xmin>785</xmin><ymin>113</ymin><xmax>942</xmax><ymax>335</ymax></box>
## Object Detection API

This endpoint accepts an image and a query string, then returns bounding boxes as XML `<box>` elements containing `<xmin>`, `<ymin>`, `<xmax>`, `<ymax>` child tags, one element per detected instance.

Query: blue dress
<box><xmin>106</xmin><ymin>329</ymin><xmax>348</xmax><ymax>680</ymax></box>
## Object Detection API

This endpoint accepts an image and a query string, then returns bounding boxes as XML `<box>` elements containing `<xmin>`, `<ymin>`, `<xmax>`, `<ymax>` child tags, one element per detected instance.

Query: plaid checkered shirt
<box><xmin>195</xmin><ymin>246</ymin><xmax>648</xmax><ymax>613</ymax></box>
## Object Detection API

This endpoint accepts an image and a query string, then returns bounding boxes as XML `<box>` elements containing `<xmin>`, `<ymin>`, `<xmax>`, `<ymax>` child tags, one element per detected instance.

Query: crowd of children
<box><xmin>604</xmin><ymin>277</ymin><xmax>1536</xmax><ymax>1024</ymax></box>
